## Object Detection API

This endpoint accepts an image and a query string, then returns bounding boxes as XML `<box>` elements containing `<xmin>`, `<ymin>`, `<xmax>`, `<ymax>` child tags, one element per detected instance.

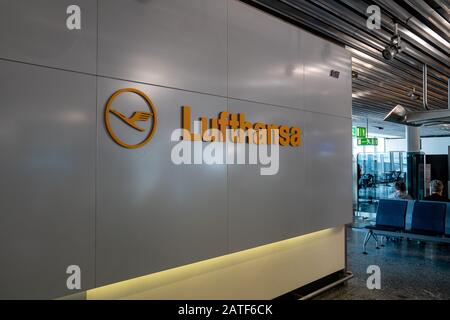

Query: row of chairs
<box><xmin>363</xmin><ymin>199</ymin><xmax>450</xmax><ymax>254</ymax></box>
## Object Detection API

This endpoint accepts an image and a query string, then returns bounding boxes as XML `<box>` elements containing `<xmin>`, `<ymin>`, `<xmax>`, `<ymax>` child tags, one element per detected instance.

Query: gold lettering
<box><xmin>267</xmin><ymin>124</ymin><xmax>280</xmax><ymax>145</ymax></box>
<box><xmin>238</xmin><ymin>114</ymin><xmax>254</xmax><ymax>144</ymax></box>
<box><xmin>182</xmin><ymin>106</ymin><xmax>200</xmax><ymax>141</ymax></box>
<box><xmin>279</xmin><ymin>125</ymin><xmax>290</xmax><ymax>146</ymax></box>
<box><xmin>254</xmin><ymin>123</ymin><xmax>267</xmax><ymax>145</ymax></box>
<box><xmin>290</xmin><ymin>127</ymin><xmax>302</xmax><ymax>147</ymax></box>
<box><xmin>182</xmin><ymin>107</ymin><xmax>301</xmax><ymax>147</ymax></box>
<box><xmin>182</xmin><ymin>106</ymin><xmax>192</xmax><ymax>141</ymax></box>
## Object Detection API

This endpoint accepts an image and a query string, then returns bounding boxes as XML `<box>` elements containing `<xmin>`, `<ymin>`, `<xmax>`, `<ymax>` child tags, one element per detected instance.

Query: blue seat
<box><xmin>363</xmin><ymin>199</ymin><xmax>408</xmax><ymax>254</ymax></box>
<box><xmin>366</xmin><ymin>199</ymin><xmax>408</xmax><ymax>231</ymax></box>
<box><xmin>409</xmin><ymin>201</ymin><xmax>447</xmax><ymax>236</ymax></box>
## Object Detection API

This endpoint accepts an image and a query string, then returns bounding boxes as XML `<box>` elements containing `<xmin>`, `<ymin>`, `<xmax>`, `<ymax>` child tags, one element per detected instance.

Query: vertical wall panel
<box><xmin>0</xmin><ymin>0</ymin><xmax>97</xmax><ymax>73</ymax></box>
<box><xmin>98</xmin><ymin>0</ymin><xmax>227</xmax><ymax>96</ymax></box>
<box><xmin>0</xmin><ymin>61</ymin><xmax>96</xmax><ymax>299</ymax></box>
<box><xmin>302</xmin><ymin>31</ymin><xmax>352</xmax><ymax>117</ymax></box>
<box><xmin>96</xmin><ymin>78</ymin><xmax>228</xmax><ymax>286</ymax></box>
<box><xmin>227</xmin><ymin>99</ymin><xmax>311</xmax><ymax>251</ymax></box>
<box><xmin>228</xmin><ymin>0</ymin><xmax>304</xmax><ymax>109</ymax></box>
<box><xmin>304</xmin><ymin>113</ymin><xmax>353</xmax><ymax>227</ymax></box>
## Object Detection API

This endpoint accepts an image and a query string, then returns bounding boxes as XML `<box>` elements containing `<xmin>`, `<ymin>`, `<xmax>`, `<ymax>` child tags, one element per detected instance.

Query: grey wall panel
<box><xmin>302</xmin><ymin>31</ymin><xmax>352</xmax><ymax>117</ymax></box>
<box><xmin>0</xmin><ymin>60</ymin><xmax>95</xmax><ymax>299</ymax></box>
<box><xmin>227</xmin><ymin>99</ymin><xmax>311</xmax><ymax>252</ymax></box>
<box><xmin>304</xmin><ymin>112</ymin><xmax>353</xmax><ymax>227</ymax></box>
<box><xmin>228</xmin><ymin>0</ymin><xmax>304</xmax><ymax>109</ymax></box>
<box><xmin>0</xmin><ymin>0</ymin><xmax>97</xmax><ymax>74</ymax></box>
<box><xmin>228</xmin><ymin>99</ymin><xmax>352</xmax><ymax>252</ymax></box>
<box><xmin>96</xmin><ymin>78</ymin><xmax>228</xmax><ymax>286</ymax></box>
<box><xmin>98</xmin><ymin>0</ymin><xmax>227</xmax><ymax>96</ymax></box>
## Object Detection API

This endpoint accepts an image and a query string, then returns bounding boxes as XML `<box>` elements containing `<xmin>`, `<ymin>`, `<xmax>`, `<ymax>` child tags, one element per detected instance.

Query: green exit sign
<box><xmin>352</xmin><ymin>127</ymin><xmax>367</xmax><ymax>138</ymax></box>
<box><xmin>357</xmin><ymin>138</ymin><xmax>378</xmax><ymax>146</ymax></box>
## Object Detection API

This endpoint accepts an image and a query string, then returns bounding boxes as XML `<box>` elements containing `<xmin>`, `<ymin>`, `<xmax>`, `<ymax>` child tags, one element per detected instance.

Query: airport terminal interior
<box><xmin>0</xmin><ymin>0</ymin><xmax>449</xmax><ymax>301</ymax></box>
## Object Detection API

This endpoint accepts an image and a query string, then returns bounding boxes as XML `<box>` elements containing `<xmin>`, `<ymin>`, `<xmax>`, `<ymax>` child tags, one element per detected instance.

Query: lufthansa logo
<box><xmin>104</xmin><ymin>88</ymin><xmax>157</xmax><ymax>149</ymax></box>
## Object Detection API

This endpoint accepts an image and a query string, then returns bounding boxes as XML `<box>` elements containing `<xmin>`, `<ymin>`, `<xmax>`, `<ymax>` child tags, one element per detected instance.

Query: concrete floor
<box><xmin>315</xmin><ymin>228</ymin><xmax>450</xmax><ymax>300</ymax></box>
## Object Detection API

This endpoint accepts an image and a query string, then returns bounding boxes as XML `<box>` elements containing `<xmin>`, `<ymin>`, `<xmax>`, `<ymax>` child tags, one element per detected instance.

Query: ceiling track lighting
<box><xmin>407</xmin><ymin>87</ymin><xmax>420</xmax><ymax>101</ymax></box>
<box><xmin>382</xmin><ymin>21</ymin><xmax>403</xmax><ymax>61</ymax></box>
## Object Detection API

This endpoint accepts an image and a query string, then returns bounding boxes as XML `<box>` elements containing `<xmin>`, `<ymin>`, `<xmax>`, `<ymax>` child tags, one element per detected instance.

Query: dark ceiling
<box><xmin>243</xmin><ymin>0</ymin><xmax>450</xmax><ymax>137</ymax></box>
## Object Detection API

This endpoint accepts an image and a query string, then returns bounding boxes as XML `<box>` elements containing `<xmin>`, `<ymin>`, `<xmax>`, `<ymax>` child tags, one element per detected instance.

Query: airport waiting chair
<box><xmin>408</xmin><ymin>201</ymin><xmax>447</xmax><ymax>236</ymax></box>
<box><xmin>363</xmin><ymin>199</ymin><xmax>408</xmax><ymax>254</ymax></box>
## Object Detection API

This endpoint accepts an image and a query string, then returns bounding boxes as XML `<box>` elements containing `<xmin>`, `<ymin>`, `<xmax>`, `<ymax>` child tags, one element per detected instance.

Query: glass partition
<box><xmin>355</xmin><ymin>151</ymin><xmax>425</xmax><ymax>221</ymax></box>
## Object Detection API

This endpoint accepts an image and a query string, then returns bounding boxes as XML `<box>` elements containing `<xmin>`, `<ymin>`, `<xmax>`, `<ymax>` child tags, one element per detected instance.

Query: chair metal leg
<box><xmin>380</xmin><ymin>235</ymin><xmax>385</xmax><ymax>247</ymax></box>
<box><xmin>363</xmin><ymin>230</ymin><xmax>372</xmax><ymax>254</ymax></box>
<box><xmin>374</xmin><ymin>233</ymin><xmax>380</xmax><ymax>249</ymax></box>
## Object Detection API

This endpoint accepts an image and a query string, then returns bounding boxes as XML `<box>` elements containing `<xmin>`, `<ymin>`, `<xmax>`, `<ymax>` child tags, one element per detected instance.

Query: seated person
<box><xmin>389</xmin><ymin>181</ymin><xmax>412</xmax><ymax>200</ymax></box>
<box><xmin>424</xmin><ymin>180</ymin><xmax>449</xmax><ymax>202</ymax></box>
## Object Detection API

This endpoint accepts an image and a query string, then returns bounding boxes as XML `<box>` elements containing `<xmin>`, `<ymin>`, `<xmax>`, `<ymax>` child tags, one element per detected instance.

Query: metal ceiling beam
<box><xmin>282</xmin><ymin>0</ymin><xmax>450</xmax><ymax>76</ymax></box>
<box><xmin>311</xmin><ymin>0</ymin><xmax>450</xmax><ymax>65</ymax></box>
<box><xmin>351</xmin><ymin>57</ymin><xmax>448</xmax><ymax>97</ymax></box>
<box><xmin>353</xmin><ymin>72</ymin><xmax>448</xmax><ymax>105</ymax></box>
<box><xmin>430</xmin><ymin>0</ymin><xmax>450</xmax><ymax>22</ymax></box>
<box><xmin>348</xmin><ymin>47</ymin><xmax>448</xmax><ymax>90</ymax></box>
<box><xmin>402</xmin><ymin>0</ymin><xmax>450</xmax><ymax>40</ymax></box>
<box><xmin>374</xmin><ymin>0</ymin><xmax>450</xmax><ymax>52</ymax></box>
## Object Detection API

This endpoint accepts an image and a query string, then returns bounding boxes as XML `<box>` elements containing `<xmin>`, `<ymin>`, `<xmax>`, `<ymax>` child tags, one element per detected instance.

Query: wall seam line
<box><xmin>94</xmin><ymin>0</ymin><xmax>99</xmax><ymax>290</ymax></box>
<box><xmin>226</xmin><ymin>0</ymin><xmax>230</xmax><ymax>255</ymax></box>
<box><xmin>0</xmin><ymin>57</ymin><xmax>353</xmax><ymax>121</ymax></box>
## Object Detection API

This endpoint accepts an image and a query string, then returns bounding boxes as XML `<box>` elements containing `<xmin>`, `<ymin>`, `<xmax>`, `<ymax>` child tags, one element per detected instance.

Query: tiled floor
<box><xmin>315</xmin><ymin>228</ymin><xmax>450</xmax><ymax>300</ymax></box>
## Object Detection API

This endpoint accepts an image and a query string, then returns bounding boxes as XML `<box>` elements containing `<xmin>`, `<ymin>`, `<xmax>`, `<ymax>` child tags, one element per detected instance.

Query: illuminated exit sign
<box><xmin>352</xmin><ymin>127</ymin><xmax>366</xmax><ymax>138</ymax></box>
<box><xmin>357</xmin><ymin>138</ymin><xmax>378</xmax><ymax>146</ymax></box>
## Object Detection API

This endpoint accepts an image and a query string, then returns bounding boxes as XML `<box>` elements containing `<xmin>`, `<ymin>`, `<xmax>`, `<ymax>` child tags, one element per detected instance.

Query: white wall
<box><xmin>385</xmin><ymin>139</ymin><xmax>406</xmax><ymax>152</ymax></box>
<box><xmin>421</xmin><ymin>137</ymin><xmax>450</xmax><ymax>155</ymax></box>
<box><xmin>386</xmin><ymin>137</ymin><xmax>450</xmax><ymax>155</ymax></box>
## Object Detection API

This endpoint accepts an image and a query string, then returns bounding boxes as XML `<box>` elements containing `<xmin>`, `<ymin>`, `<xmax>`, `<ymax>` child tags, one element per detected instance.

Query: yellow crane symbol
<box><xmin>109</xmin><ymin>109</ymin><xmax>154</xmax><ymax>132</ymax></box>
